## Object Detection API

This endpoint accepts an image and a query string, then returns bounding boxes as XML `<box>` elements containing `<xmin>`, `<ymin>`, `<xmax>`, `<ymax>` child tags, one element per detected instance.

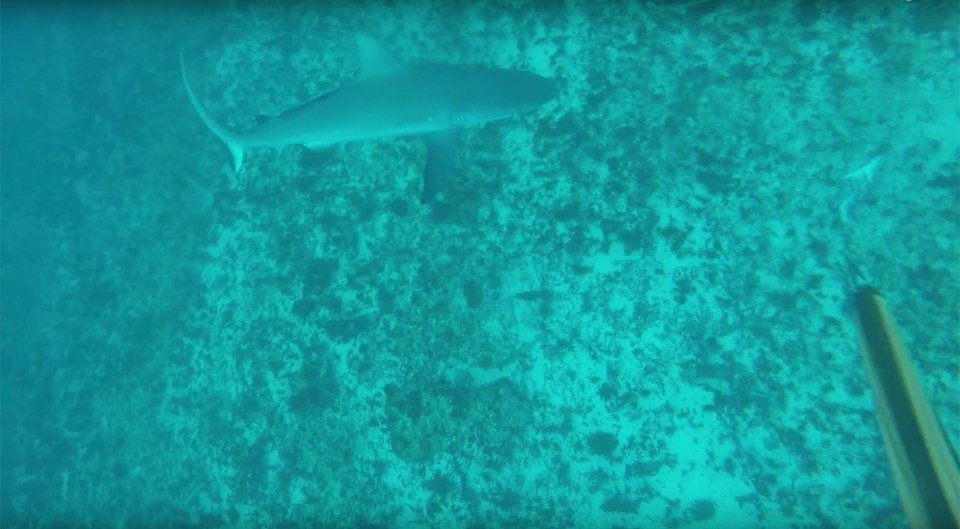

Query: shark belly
<box><xmin>250</xmin><ymin>78</ymin><xmax>457</xmax><ymax>150</ymax></box>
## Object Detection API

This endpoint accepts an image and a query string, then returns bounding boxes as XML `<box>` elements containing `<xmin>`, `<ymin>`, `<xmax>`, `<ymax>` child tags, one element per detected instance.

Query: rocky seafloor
<box><xmin>2</xmin><ymin>1</ymin><xmax>957</xmax><ymax>528</ymax></box>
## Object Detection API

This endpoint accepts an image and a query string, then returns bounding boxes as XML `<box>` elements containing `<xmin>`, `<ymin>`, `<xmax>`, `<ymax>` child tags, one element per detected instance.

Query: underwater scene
<box><xmin>1</xmin><ymin>1</ymin><xmax>957</xmax><ymax>528</ymax></box>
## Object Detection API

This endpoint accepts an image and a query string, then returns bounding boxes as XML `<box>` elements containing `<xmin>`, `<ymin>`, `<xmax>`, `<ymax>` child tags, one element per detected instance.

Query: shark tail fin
<box><xmin>179</xmin><ymin>52</ymin><xmax>245</xmax><ymax>172</ymax></box>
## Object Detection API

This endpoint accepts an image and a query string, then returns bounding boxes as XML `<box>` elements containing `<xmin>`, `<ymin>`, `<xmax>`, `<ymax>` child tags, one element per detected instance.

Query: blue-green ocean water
<box><xmin>1</xmin><ymin>1</ymin><xmax>958</xmax><ymax>528</ymax></box>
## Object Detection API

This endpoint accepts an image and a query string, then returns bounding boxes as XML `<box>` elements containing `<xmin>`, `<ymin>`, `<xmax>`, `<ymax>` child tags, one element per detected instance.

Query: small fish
<box><xmin>839</xmin><ymin>155</ymin><xmax>887</xmax><ymax>224</ymax></box>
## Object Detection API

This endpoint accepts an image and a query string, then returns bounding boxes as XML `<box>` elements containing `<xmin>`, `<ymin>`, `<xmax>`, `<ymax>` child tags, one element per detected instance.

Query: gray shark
<box><xmin>180</xmin><ymin>33</ymin><xmax>558</xmax><ymax>204</ymax></box>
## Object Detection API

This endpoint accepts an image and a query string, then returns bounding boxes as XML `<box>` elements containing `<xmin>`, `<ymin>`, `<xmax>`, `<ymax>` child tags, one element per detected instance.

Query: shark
<box><xmin>180</xmin><ymin>33</ymin><xmax>559</xmax><ymax>204</ymax></box>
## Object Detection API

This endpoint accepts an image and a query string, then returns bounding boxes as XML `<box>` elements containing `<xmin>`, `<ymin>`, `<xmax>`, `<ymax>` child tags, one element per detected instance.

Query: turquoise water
<box><xmin>1</xmin><ymin>1</ymin><xmax>957</xmax><ymax>528</ymax></box>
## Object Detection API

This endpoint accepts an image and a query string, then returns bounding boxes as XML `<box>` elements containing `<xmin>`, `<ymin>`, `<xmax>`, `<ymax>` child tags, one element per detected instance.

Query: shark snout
<box><xmin>467</xmin><ymin>67</ymin><xmax>559</xmax><ymax>116</ymax></box>
<box><xmin>515</xmin><ymin>71</ymin><xmax>559</xmax><ymax>109</ymax></box>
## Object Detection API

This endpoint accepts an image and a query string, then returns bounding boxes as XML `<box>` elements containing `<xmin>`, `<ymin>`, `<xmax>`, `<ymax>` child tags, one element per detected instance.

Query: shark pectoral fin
<box><xmin>420</xmin><ymin>130</ymin><xmax>460</xmax><ymax>205</ymax></box>
<box><xmin>354</xmin><ymin>32</ymin><xmax>402</xmax><ymax>78</ymax></box>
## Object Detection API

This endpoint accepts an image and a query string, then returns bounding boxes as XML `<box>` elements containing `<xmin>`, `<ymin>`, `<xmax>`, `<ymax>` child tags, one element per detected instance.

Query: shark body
<box><xmin>180</xmin><ymin>33</ymin><xmax>558</xmax><ymax>204</ymax></box>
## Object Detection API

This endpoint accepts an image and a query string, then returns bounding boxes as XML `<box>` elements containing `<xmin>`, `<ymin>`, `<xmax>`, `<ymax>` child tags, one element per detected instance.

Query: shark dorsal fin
<box><xmin>355</xmin><ymin>32</ymin><xmax>401</xmax><ymax>78</ymax></box>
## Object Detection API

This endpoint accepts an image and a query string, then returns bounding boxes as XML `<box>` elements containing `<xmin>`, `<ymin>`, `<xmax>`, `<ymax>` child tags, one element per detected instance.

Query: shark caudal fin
<box><xmin>179</xmin><ymin>52</ymin><xmax>245</xmax><ymax>172</ymax></box>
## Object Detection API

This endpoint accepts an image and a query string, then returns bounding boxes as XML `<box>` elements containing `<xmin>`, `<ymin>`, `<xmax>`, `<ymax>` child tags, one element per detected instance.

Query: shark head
<box><xmin>440</xmin><ymin>65</ymin><xmax>559</xmax><ymax>126</ymax></box>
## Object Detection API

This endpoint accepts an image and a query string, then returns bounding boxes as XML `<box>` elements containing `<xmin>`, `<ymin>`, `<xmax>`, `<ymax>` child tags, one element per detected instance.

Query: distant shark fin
<box><xmin>179</xmin><ymin>52</ymin><xmax>245</xmax><ymax>172</ymax></box>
